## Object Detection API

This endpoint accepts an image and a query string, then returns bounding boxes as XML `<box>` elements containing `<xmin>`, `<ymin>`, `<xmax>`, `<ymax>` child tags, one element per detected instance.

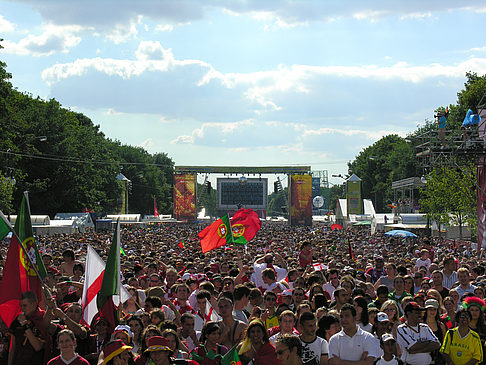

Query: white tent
<box><xmin>54</xmin><ymin>213</ymin><xmax>95</xmax><ymax>232</ymax></box>
<box><xmin>106</xmin><ymin>214</ymin><xmax>141</xmax><ymax>222</ymax></box>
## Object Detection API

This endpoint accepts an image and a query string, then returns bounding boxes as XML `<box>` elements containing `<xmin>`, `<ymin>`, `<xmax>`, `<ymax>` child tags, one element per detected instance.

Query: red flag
<box><xmin>178</xmin><ymin>240</ymin><xmax>185</xmax><ymax>249</ymax></box>
<box><xmin>154</xmin><ymin>196</ymin><xmax>159</xmax><ymax>217</ymax></box>
<box><xmin>198</xmin><ymin>214</ymin><xmax>233</xmax><ymax>253</ymax></box>
<box><xmin>0</xmin><ymin>235</ymin><xmax>30</xmax><ymax>327</ymax></box>
<box><xmin>230</xmin><ymin>208</ymin><xmax>261</xmax><ymax>245</ymax></box>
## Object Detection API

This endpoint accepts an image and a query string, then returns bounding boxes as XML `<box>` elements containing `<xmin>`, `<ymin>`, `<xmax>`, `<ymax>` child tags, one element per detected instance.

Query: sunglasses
<box><xmin>265</xmin><ymin>297</ymin><xmax>276</xmax><ymax>302</ymax></box>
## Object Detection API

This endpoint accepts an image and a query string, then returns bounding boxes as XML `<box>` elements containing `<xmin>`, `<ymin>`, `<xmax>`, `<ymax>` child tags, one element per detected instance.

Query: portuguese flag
<box><xmin>178</xmin><ymin>240</ymin><xmax>185</xmax><ymax>249</ymax></box>
<box><xmin>222</xmin><ymin>346</ymin><xmax>242</xmax><ymax>365</ymax></box>
<box><xmin>230</xmin><ymin>208</ymin><xmax>261</xmax><ymax>245</ymax></box>
<box><xmin>198</xmin><ymin>214</ymin><xmax>234</xmax><ymax>253</ymax></box>
<box><xmin>0</xmin><ymin>193</ymin><xmax>47</xmax><ymax>326</ymax></box>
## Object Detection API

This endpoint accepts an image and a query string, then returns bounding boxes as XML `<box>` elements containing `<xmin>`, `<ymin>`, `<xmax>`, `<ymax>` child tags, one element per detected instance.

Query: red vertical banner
<box><xmin>289</xmin><ymin>174</ymin><xmax>312</xmax><ymax>226</ymax></box>
<box><xmin>478</xmin><ymin>158</ymin><xmax>486</xmax><ymax>250</ymax></box>
<box><xmin>173</xmin><ymin>173</ymin><xmax>197</xmax><ymax>221</ymax></box>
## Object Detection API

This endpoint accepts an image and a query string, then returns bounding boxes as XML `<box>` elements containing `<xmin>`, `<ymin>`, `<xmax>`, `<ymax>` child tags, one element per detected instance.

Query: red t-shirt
<box><xmin>47</xmin><ymin>355</ymin><xmax>90</xmax><ymax>365</ymax></box>
<box><xmin>298</xmin><ymin>250</ymin><xmax>312</xmax><ymax>268</ymax></box>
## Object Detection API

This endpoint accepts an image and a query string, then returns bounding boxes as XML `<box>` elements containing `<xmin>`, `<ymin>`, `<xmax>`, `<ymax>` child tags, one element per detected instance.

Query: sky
<box><xmin>1</xmin><ymin>1</ymin><xmax>486</xmax><ymax>187</ymax></box>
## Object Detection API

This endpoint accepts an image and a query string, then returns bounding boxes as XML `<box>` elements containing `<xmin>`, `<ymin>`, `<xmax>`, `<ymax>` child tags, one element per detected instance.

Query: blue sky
<box><xmin>1</xmin><ymin>1</ymin><xmax>486</xmax><ymax>187</ymax></box>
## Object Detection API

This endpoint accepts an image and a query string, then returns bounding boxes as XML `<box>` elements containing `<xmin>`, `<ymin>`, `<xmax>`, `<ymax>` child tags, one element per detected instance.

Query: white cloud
<box><xmin>171</xmin><ymin>135</ymin><xmax>194</xmax><ymax>144</ymax></box>
<box><xmin>468</xmin><ymin>46</ymin><xmax>486</xmax><ymax>53</ymax></box>
<box><xmin>250</xmin><ymin>11</ymin><xmax>308</xmax><ymax>30</ymax></box>
<box><xmin>135</xmin><ymin>41</ymin><xmax>174</xmax><ymax>61</ymax></box>
<box><xmin>2</xmin><ymin>23</ymin><xmax>82</xmax><ymax>56</ymax></box>
<box><xmin>155</xmin><ymin>24</ymin><xmax>174</xmax><ymax>32</ymax></box>
<box><xmin>105</xmin><ymin>16</ymin><xmax>141</xmax><ymax>44</ymax></box>
<box><xmin>140</xmin><ymin>137</ymin><xmax>154</xmax><ymax>150</ymax></box>
<box><xmin>0</xmin><ymin>15</ymin><xmax>15</xmax><ymax>33</ymax></box>
<box><xmin>14</xmin><ymin>1</ymin><xmax>486</xmax><ymax>32</ymax></box>
<box><xmin>400</xmin><ymin>12</ymin><xmax>433</xmax><ymax>20</ymax></box>
<box><xmin>300</xmin><ymin>127</ymin><xmax>402</xmax><ymax>141</ymax></box>
<box><xmin>352</xmin><ymin>10</ymin><xmax>389</xmax><ymax>22</ymax></box>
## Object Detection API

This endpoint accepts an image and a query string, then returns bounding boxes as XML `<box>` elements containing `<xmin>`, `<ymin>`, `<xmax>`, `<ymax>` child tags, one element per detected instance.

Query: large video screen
<box><xmin>289</xmin><ymin>174</ymin><xmax>312</xmax><ymax>226</ymax></box>
<box><xmin>217</xmin><ymin>178</ymin><xmax>268</xmax><ymax>210</ymax></box>
<box><xmin>173</xmin><ymin>173</ymin><xmax>196</xmax><ymax>221</ymax></box>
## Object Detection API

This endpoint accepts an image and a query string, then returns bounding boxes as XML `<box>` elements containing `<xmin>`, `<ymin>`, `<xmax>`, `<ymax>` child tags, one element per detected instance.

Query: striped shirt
<box><xmin>396</xmin><ymin>322</ymin><xmax>439</xmax><ymax>365</ymax></box>
<box><xmin>442</xmin><ymin>271</ymin><xmax>458</xmax><ymax>289</ymax></box>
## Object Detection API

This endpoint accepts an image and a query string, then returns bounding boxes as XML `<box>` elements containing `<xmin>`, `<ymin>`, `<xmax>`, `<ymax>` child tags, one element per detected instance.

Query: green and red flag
<box><xmin>97</xmin><ymin>219</ymin><xmax>121</xmax><ymax>331</ymax></box>
<box><xmin>178</xmin><ymin>240</ymin><xmax>186</xmax><ymax>249</ymax></box>
<box><xmin>0</xmin><ymin>193</ymin><xmax>47</xmax><ymax>327</ymax></box>
<box><xmin>230</xmin><ymin>208</ymin><xmax>261</xmax><ymax>245</ymax></box>
<box><xmin>222</xmin><ymin>345</ymin><xmax>243</xmax><ymax>365</ymax></box>
<box><xmin>198</xmin><ymin>214</ymin><xmax>234</xmax><ymax>253</ymax></box>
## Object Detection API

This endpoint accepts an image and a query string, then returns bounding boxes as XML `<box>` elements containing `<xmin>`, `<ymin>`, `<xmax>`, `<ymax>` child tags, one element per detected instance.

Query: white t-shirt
<box><xmin>329</xmin><ymin>326</ymin><xmax>377</xmax><ymax>362</ymax></box>
<box><xmin>252</xmin><ymin>262</ymin><xmax>288</xmax><ymax>289</ymax></box>
<box><xmin>415</xmin><ymin>258</ymin><xmax>431</xmax><ymax>272</ymax></box>
<box><xmin>300</xmin><ymin>336</ymin><xmax>329</xmax><ymax>365</ymax></box>
<box><xmin>375</xmin><ymin>355</ymin><xmax>402</xmax><ymax>365</ymax></box>
<box><xmin>396</xmin><ymin>322</ymin><xmax>438</xmax><ymax>365</ymax></box>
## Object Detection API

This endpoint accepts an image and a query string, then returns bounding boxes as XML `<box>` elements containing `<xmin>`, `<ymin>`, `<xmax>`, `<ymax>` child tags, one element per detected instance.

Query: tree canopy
<box><xmin>0</xmin><ymin>49</ymin><xmax>174</xmax><ymax>216</ymax></box>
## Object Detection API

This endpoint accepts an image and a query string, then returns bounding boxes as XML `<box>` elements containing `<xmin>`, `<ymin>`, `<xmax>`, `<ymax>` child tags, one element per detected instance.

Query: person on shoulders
<box><xmin>253</xmin><ymin>253</ymin><xmax>288</xmax><ymax>291</ymax></box>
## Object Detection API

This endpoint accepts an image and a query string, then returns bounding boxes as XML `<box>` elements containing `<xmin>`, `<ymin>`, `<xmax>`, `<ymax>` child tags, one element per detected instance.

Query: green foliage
<box><xmin>197</xmin><ymin>183</ymin><xmax>217</xmax><ymax>218</ymax></box>
<box><xmin>0</xmin><ymin>171</ymin><xmax>14</xmax><ymax>213</ymax></box>
<box><xmin>267</xmin><ymin>188</ymin><xmax>288</xmax><ymax>216</ymax></box>
<box><xmin>327</xmin><ymin>184</ymin><xmax>345</xmax><ymax>212</ymax></box>
<box><xmin>419</xmin><ymin>164</ymin><xmax>476</xmax><ymax>239</ymax></box>
<box><xmin>348</xmin><ymin>135</ymin><xmax>415</xmax><ymax>212</ymax></box>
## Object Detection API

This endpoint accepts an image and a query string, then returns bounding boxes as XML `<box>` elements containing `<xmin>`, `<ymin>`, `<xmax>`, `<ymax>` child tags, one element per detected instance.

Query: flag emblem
<box><xmin>217</xmin><ymin>223</ymin><xmax>228</xmax><ymax>238</ymax></box>
<box><xmin>20</xmin><ymin>236</ymin><xmax>37</xmax><ymax>276</ymax></box>
<box><xmin>231</xmin><ymin>223</ymin><xmax>245</xmax><ymax>237</ymax></box>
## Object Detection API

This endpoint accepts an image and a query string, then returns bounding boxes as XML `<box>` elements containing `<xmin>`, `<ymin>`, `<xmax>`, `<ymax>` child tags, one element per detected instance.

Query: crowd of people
<box><xmin>0</xmin><ymin>221</ymin><xmax>485</xmax><ymax>365</ymax></box>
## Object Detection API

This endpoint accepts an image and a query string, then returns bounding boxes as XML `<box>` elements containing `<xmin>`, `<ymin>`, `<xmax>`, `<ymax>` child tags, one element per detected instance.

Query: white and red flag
<box><xmin>80</xmin><ymin>244</ymin><xmax>130</xmax><ymax>326</ymax></box>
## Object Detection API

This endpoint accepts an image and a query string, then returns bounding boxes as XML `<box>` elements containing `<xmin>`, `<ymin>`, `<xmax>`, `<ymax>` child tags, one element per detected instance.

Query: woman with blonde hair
<box><xmin>380</xmin><ymin>300</ymin><xmax>400</xmax><ymax>337</ymax></box>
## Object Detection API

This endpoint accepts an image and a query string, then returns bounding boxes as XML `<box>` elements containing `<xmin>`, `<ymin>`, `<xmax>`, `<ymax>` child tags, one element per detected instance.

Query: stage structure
<box><xmin>415</xmin><ymin>95</ymin><xmax>486</xmax><ymax>246</ymax></box>
<box><xmin>174</xmin><ymin>166</ymin><xmax>314</xmax><ymax>225</ymax></box>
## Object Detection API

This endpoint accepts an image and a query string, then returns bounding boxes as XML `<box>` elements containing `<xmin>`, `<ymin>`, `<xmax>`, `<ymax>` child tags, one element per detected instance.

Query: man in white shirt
<box><xmin>396</xmin><ymin>302</ymin><xmax>440</xmax><ymax>365</ymax></box>
<box><xmin>322</xmin><ymin>269</ymin><xmax>340</xmax><ymax>300</ymax></box>
<box><xmin>252</xmin><ymin>253</ymin><xmax>288</xmax><ymax>291</ymax></box>
<box><xmin>329</xmin><ymin>303</ymin><xmax>377</xmax><ymax>365</ymax></box>
<box><xmin>299</xmin><ymin>311</ymin><xmax>328</xmax><ymax>365</ymax></box>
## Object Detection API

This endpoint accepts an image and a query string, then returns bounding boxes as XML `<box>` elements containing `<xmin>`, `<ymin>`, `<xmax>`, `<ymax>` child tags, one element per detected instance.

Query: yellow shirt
<box><xmin>440</xmin><ymin>328</ymin><xmax>483</xmax><ymax>365</ymax></box>
<box><xmin>264</xmin><ymin>315</ymin><xmax>279</xmax><ymax>330</ymax></box>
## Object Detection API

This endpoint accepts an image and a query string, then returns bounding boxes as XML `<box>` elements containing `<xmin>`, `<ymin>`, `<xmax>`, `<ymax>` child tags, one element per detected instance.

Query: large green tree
<box><xmin>420</xmin><ymin>164</ymin><xmax>476</xmax><ymax>239</ymax></box>
<box><xmin>347</xmin><ymin>135</ymin><xmax>416</xmax><ymax>212</ymax></box>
